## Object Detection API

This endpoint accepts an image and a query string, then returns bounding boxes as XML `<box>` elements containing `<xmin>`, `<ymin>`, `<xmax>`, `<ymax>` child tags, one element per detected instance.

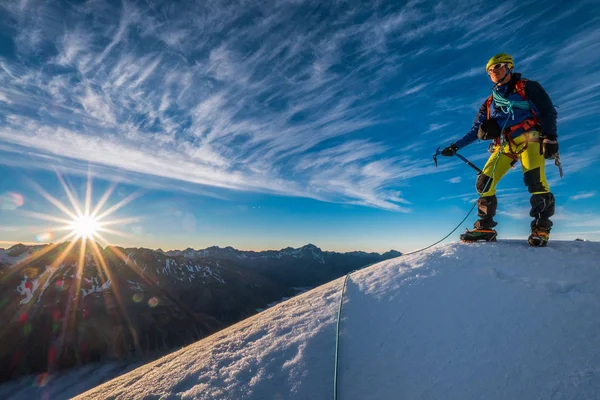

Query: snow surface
<box><xmin>3</xmin><ymin>240</ymin><xmax>600</xmax><ymax>399</ymax></box>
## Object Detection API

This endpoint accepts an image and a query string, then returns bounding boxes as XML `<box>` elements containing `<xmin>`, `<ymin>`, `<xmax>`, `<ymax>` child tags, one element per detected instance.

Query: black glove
<box><xmin>542</xmin><ymin>137</ymin><xmax>559</xmax><ymax>159</ymax></box>
<box><xmin>441</xmin><ymin>144</ymin><xmax>458</xmax><ymax>157</ymax></box>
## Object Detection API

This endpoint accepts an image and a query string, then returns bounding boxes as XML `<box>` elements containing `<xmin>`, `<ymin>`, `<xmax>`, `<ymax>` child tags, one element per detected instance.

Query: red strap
<box><xmin>503</xmin><ymin>118</ymin><xmax>538</xmax><ymax>135</ymax></box>
<box><xmin>515</xmin><ymin>79</ymin><xmax>528</xmax><ymax>100</ymax></box>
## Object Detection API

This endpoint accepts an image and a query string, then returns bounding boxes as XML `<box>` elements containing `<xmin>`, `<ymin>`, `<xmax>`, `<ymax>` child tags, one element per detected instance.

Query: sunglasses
<box><xmin>487</xmin><ymin>63</ymin><xmax>506</xmax><ymax>74</ymax></box>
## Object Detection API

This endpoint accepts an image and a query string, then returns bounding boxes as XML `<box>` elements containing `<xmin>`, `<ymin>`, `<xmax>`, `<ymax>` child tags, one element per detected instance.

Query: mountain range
<box><xmin>0</xmin><ymin>241</ymin><xmax>400</xmax><ymax>383</ymax></box>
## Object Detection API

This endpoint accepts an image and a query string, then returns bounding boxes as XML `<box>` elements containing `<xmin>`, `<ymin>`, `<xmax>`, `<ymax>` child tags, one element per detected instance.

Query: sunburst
<box><xmin>0</xmin><ymin>171</ymin><xmax>145</xmax><ymax>363</ymax></box>
<box><xmin>4</xmin><ymin>170</ymin><xmax>144</xmax><ymax>287</ymax></box>
<box><xmin>18</xmin><ymin>171</ymin><xmax>143</xmax><ymax>248</ymax></box>
<box><xmin>2</xmin><ymin>171</ymin><xmax>210</xmax><ymax>367</ymax></box>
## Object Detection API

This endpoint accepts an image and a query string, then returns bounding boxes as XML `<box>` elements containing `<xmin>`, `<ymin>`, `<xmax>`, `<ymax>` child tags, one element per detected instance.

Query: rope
<box><xmin>492</xmin><ymin>89</ymin><xmax>530</xmax><ymax>119</ymax></box>
<box><xmin>332</xmin><ymin>86</ymin><xmax>520</xmax><ymax>399</ymax></box>
<box><xmin>333</xmin><ymin>272</ymin><xmax>351</xmax><ymax>400</ymax></box>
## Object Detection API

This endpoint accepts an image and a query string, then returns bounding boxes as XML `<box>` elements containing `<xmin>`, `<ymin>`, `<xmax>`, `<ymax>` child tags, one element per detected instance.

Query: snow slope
<box><xmin>7</xmin><ymin>240</ymin><xmax>600</xmax><ymax>399</ymax></box>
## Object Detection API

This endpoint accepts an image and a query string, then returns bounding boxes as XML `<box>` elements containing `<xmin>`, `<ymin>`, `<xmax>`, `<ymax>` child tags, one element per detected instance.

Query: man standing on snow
<box><xmin>440</xmin><ymin>54</ymin><xmax>559</xmax><ymax>247</ymax></box>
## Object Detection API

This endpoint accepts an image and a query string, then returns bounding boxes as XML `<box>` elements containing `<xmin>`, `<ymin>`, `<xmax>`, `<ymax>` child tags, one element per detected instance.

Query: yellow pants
<box><xmin>478</xmin><ymin>131</ymin><xmax>551</xmax><ymax>196</ymax></box>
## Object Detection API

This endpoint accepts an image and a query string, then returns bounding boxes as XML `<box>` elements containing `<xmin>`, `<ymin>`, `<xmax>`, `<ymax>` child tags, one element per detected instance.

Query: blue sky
<box><xmin>1</xmin><ymin>0</ymin><xmax>599</xmax><ymax>253</ymax></box>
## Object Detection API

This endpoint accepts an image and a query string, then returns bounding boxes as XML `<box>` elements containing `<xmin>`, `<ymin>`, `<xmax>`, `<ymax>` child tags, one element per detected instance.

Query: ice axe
<box><xmin>433</xmin><ymin>146</ymin><xmax>482</xmax><ymax>174</ymax></box>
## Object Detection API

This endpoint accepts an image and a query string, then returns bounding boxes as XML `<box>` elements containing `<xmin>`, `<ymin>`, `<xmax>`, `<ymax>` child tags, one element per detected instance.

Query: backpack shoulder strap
<box><xmin>515</xmin><ymin>79</ymin><xmax>528</xmax><ymax>100</ymax></box>
<box><xmin>485</xmin><ymin>95</ymin><xmax>493</xmax><ymax>119</ymax></box>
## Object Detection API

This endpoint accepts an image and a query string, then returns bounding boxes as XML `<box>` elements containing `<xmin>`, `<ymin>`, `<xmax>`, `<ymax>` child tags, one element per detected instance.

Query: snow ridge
<box><xmin>71</xmin><ymin>240</ymin><xmax>600</xmax><ymax>400</ymax></box>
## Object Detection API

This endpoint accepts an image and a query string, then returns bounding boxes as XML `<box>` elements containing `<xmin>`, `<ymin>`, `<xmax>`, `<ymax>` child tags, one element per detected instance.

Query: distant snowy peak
<box><xmin>3</xmin><ymin>242</ymin><xmax>400</xmax><ymax>266</ymax></box>
<box><xmin>2</xmin><ymin>243</ymin><xmax>49</xmax><ymax>259</ymax></box>
<box><xmin>164</xmin><ymin>243</ymin><xmax>401</xmax><ymax>263</ymax></box>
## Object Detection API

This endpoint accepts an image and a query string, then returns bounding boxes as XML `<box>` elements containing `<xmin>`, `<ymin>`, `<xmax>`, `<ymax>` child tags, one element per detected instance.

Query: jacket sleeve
<box><xmin>525</xmin><ymin>80</ymin><xmax>557</xmax><ymax>138</ymax></box>
<box><xmin>454</xmin><ymin>100</ymin><xmax>487</xmax><ymax>149</ymax></box>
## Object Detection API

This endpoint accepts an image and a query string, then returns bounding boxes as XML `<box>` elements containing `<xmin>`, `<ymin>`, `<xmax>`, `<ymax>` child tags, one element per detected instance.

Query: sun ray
<box><xmin>106</xmin><ymin>245</ymin><xmax>213</xmax><ymax>334</ymax></box>
<box><xmin>55</xmin><ymin>238</ymin><xmax>87</xmax><ymax>369</ymax></box>
<box><xmin>49</xmin><ymin>240</ymin><xmax>79</xmax><ymax>270</ymax></box>
<box><xmin>97</xmin><ymin>216</ymin><xmax>142</xmax><ymax>227</ymax></box>
<box><xmin>94</xmin><ymin>190</ymin><xmax>145</xmax><ymax>221</ymax></box>
<box><xmin>26</xmin><ymin>178</ymin><xmax>79</xmax><ymax>221</ymax></box>
<box><xmin>91</xmin><ymin>183</ymin><xmax>117</xmax><ymax>219</ymax></box>
<box><xmin>1</xmin><ymin>231</ymin><xmax>78</xmax><ymax>284</ymax></box>
<box><xmin>56</xmin><ymin>171</ymin><xmax>84</xmax><ymax>218</ymax></box>
<box><xmin>90</xmin><ymin>240</ymin><xmax>140</xmax><ymax>353</ymax></box>
<box><xmin>84</xmin><ymin>170</ymin><xmax>93</xmax><ymax>217</ymax></box>
<box><xmin>0</xmin><ymin>239</ymin><xmax>79</xmax><ymax>341</ymax></box>
<box><xmin>97</xmin><ymin>227</ymin><xmax>135</xmax><ymax>239</ymax></box>
<box><xmin>93</xmin><ymin>233</ymin><xmax>110</xmax><ymax>248</ymax></box>
<box><xmin>47</xmin><ymin>225</ymin><xmax>77</xmax><ymax>232</ymax></box>
<box><xmin>19</xmin><ymin>210</ymin><xmax>74</xmax><ymax>225</ymax></box>
<box><xmin>87</xmin><ymin>242</ymin><xmax>111</xmax><ymax>314</ymax></box>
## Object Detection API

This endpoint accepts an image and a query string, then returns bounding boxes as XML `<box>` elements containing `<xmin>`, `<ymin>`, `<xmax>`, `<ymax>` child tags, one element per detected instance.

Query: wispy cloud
<box><xmin>0</xmin><ymin>92</ymin><xmax>11</xmax><ymax>104</ymax></box>
<box><xmin>428</xmin><ymin>123</ymin><xmax>452</xmax><ymax>133</ymax></box>
<box><xmin>497</xmin><ymin>208</ymin><xmax>530</xmax><ymax>220</ymax></box>
<box><xmin>440</xmin><ymin>67</ymin><xmax>482</xmax><ymax>83</ymax></box>
<box><xmin>569</xmin><ymin>191</ymin><xmax>596</xmax><ymax>201</ymax></box>
<box><xmin>0</xmin><ymin>0</ymin><xmax>598</xmax><ymax>213</ymax></box>
<box><xmin>447</xmin><ymin>176</ymin><xmax>461</xmax><ymax>184</ymax></box>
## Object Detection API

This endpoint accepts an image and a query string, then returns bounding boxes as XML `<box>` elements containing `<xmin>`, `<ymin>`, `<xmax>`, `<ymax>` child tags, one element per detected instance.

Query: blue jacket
<box><xmin>455</xmin><ymin>73</ymin><xmax>557</xmax><ymax>150</ymax></box>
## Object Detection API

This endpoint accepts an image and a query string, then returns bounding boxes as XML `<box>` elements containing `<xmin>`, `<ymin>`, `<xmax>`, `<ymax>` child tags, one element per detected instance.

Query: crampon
<box><xmin>460</xmin><ymin>228</ymin><xmax>497</xmax><ymax>243</ymax></box>
<box><xmin>528</xmin><ymin>229</ymin><xmax>549</xmax><ymax>247</ymax></box>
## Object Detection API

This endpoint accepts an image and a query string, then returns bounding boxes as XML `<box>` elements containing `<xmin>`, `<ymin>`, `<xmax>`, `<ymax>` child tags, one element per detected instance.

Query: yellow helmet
<box><xmin>486</xmin><ymin>53</ymin><xmax>514</xmax><ymax>71</ymax></box>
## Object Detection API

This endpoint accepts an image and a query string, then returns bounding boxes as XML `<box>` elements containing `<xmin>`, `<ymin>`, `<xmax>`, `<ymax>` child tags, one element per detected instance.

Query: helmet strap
<box><xmin>495</xmin><ymin>65</ymin><xmax>513</xmax><ymax>87</ymax></box>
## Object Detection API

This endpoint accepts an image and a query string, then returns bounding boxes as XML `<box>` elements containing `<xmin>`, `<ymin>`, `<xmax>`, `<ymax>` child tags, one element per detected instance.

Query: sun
<box><xmin>70</xmin><ymin>214</ymin><xmax>100</xmax><ymax>239</ymax></box>
<box><xmin>19</xmin><ymin>171</ymin><xmax>143</xmax><ymax>248</ymax></box>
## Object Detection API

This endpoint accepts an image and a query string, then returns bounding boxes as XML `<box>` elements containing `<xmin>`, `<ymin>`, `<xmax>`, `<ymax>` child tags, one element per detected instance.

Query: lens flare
<box><xmin>0</xmin><ymin>192</ymin><xmax>24</xmax><ymax>210</ymax></box>
<box><xmin>35</xmin><ymin>232</ymin><xmax>54</xmax><ymax>243</ymax></box>
<box><xmin>24</xmin><ymin>267</ymin><xmax>39</xmax><ymax>279</ymax></box>
<box><xmin>35</xmin><ymin>372</ymin><xmax>51</xmax><ymax>387</ymax></box>
<box><xmin>148</xmin><ymin>297</ymin><xmax>159</xmax><ymax>308</ymax></box>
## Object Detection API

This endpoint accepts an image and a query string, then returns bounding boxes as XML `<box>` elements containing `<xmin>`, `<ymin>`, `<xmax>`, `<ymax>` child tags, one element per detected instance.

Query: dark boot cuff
<box><xmin>475</xmin><ymin>219</ymin><xmax>498</xmax><ymax>229</ymax></box>
<box><xmin>531</xmin><ymin>219</ymin><xmax>553</xmax><ymax>231</ymax></box>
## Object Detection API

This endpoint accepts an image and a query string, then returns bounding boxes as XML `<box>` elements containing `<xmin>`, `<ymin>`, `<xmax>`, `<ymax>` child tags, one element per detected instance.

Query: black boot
<box><xmin>461</xmin><ymin>228</ymin><xmax>498</xmax><ymax>242</ymax></box>
<box><xmin>475</xmin><ymin>195</ymin><xmax>498</xmax><ymax>230</ymax></box>
<box><xmin>528</xmin><ymin>193</ymin><xmax>554</xmax><ymax>247</ymax></box>
<box><xmin>461</xmin><ymin>195</ymin><xmax>498</xmax><ymax>242</ymax></box>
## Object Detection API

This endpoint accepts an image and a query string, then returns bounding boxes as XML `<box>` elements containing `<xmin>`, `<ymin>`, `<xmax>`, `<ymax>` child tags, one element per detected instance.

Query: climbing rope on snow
<box><xmin>333</xmin><ymin>272</ymin><xmax>351</xmax><ymax>400</ymax></box>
